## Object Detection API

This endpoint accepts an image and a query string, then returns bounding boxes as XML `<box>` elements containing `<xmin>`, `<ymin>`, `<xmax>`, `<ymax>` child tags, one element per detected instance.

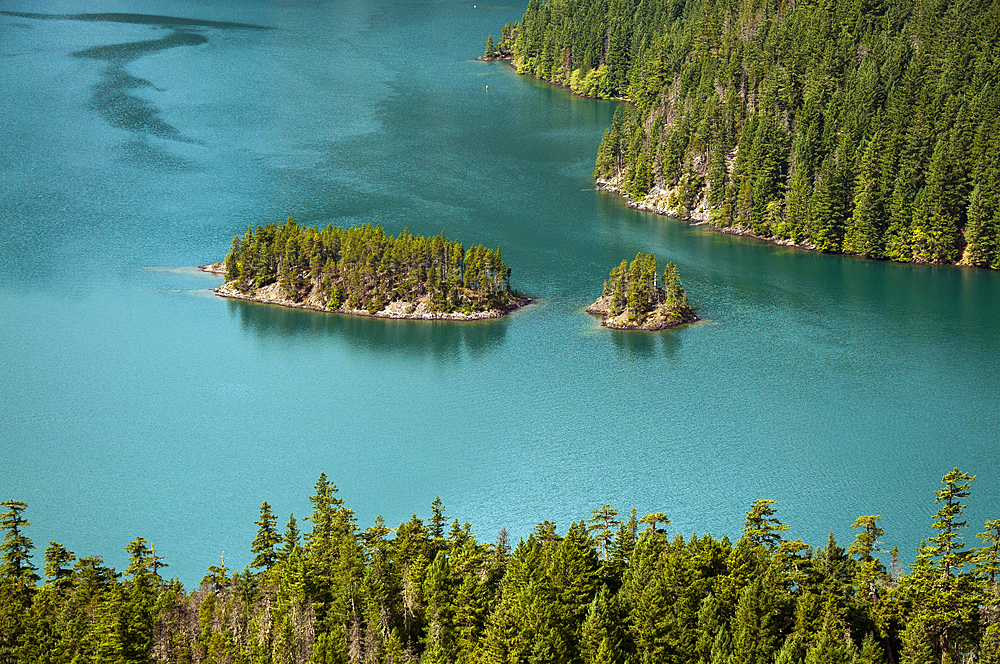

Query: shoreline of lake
<box><xmin>585</xmin><ymin>295</ymin><xmax>699</xmax><ymax>331</ymax></box>
<box><xmin>199</xmin><ymin>265</ymin><xmax>532</xmax><ymax>321</ymax></box>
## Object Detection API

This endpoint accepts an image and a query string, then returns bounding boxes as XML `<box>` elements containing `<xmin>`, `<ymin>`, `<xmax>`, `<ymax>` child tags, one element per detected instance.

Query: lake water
<box><xmin>2</xmin><ymin>0</ymin><xmax>998</xmax><ymax>586</ymax></box>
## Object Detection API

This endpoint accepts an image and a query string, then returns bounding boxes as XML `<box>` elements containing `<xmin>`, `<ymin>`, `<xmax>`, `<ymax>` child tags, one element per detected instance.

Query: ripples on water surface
<box><xmin>1</xmin><ymin>0</ymin><xmax>998</xmax><ymax>584</ymax></box>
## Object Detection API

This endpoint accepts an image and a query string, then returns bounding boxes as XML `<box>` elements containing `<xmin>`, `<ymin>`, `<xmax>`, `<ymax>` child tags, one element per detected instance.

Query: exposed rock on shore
<box><xmin>586</xmin><ymin>295</ymin><xmax>697</xmax><ymax>331</ymax></box>
<box><xmin>594</xmin><ymin>178</ymin><xmax>823</xmax><ymax>252</ymax></box>
<box><xmin>211</xmin><ymin>281</ymin><xmax>531</xmax><ymax>321</ymax></box>
<box><xmin>588</xmin><ymin>253</ymin><xmax>698</xmax><ymax>331</ymax></box>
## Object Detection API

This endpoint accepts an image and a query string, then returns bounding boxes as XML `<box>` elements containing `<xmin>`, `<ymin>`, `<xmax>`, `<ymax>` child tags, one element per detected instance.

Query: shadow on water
<box><xmin>226</xmin><ymin>299</ymin><xmax>511</xmax><ymax>361</ymax></box>
<box><xmin>2</xmin><ymin>11</ymin><xmax>271</xmax><ymax>167</ymax></box>
<box><xmin>608</xmin><ymin>326</ymin><xmax>684</xmax><ymax>360</ymax></box>
<box><xmin>0</xmin><ymin>12</ymin><xmax>271</xmax><ymax>31</ymax></box>
<box><xmin>74</xmin><ymin>32</ymin><xmax>207</xmax><ymax>143</ymax></box>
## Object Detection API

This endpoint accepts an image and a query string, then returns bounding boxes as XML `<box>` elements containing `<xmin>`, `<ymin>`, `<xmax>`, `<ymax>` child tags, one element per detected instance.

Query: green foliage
<box><xmin>495</xmin><ymin>0</ymin><xmax>1000</xmax><ymax>267</ymax></box>
<box><xmin>1</xmin><ymin>500</ymin><xmax>38</xmax><ymax>587</ymax></box>
<box><xmin>598</xmin><ymin>253</ymin><xmax>695</xmax><ymax>327</ymax></box>
<box><xmin>981</xmin><ymin>624</ymin><xmax>1000</xmax><ymax>664</ymax></box>
<box><xmin>899</xmin><ymin>614</ymin><xmax>936</xmax><ymax>664</ymax></box>
<box><xmin>588</xmin><ymin>505</ymin><xmax>620</xmax><ymax>561</ymax></box>
<box><xmin>223</xmin><ymin>220</ymin><xmax>517</xmax><ymax>314</ymax></box>
<box><xmin>743</xmin><ymin>499</ymin><xmax>789</xmax><ymax>550</ymax></box>
<box><xmin>252</xmin><ymin>501</ymin><xmax>281</xmax><ymax>572</ymax></box>
<box><xmin>910</xmin><ymin>468</ymin><xmax>981</xmax><ymax>661</ymax></box>
<box><xmin>3</xmin><ymin>469</ymin><xmax>999</xmax><ymax>663</ymax></box>
<box><xmin>43</xmin><ymin>540</ymin><xmax>75</xmax><ymax>590</ymax></box>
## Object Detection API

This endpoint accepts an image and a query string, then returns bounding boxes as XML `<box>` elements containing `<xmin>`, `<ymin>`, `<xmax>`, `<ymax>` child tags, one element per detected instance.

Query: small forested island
<box><xmin>209</xmin><ymin>218</ymin><xmax>530</xmax><ymax>320</ymax></box>
<box><xmin>587</xmin><ymin>253</ymin><xmax>697</xmax><ymax>330</ymax></box>
<box><xmin>2</xmin><ymin>469</ymin><xmax>1000</xmax><ymax>663</ymax></box>
<box><xmin>488</xmin><ymin>0</ymin><xmax>1000</xmax><ymax>268</ymax></box>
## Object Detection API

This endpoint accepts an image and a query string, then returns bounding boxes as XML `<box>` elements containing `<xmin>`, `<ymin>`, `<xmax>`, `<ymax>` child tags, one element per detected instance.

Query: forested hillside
<box><xmin>221</xmin><ymin>219</ymin><xmax>520</xmax><ymax>316</ymax></box>
<box><xmin>487</xmin><ymin>0</ymin><xmax>1000</xmax><ymax>267</ymax></box>
<box><xmin>3</xmin><ymin>469</ymin><xmax>999</xmax><ymax>664</ymax></box>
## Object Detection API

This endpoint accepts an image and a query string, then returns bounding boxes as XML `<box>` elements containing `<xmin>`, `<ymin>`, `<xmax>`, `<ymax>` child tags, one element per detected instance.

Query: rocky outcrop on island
<box><xmin>210</xmin><ymin>218</ymin><xmax>530</xmax><ymax>321</ymax></box>
<box><xmin>198</xmin><ymin>263</ymin><xmax>226</xmax><ymax>275</ymax></box>
<box><xmin>213</xmin><ymin>281</ymin><xmax>530</xmax><ymax>320</ymax></box>
<box><xmin>587</xmin><ymin>253</ymin><xmax>697</xmax><ymax>331</ymax></box>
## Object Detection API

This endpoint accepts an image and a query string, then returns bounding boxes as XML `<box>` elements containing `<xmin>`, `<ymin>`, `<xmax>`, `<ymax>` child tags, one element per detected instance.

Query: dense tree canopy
<box><xmin>222</xmin><ymin>218</ymin><xmax>518</xmax><ymax>315</ymax></box>
<box><xmin>492</xmin><ymin>0</ymin><xmax>1000</xmax><ymax>267</ymax></box>
<box><xmin>589</xmin><ymin>252</ymin><xmax>696</xmax><ymax>329</ymax></box>
<box><xmin>2</xmin><ymin>469</ymin><xmax>998</xmax><ymax>663</ymax></box>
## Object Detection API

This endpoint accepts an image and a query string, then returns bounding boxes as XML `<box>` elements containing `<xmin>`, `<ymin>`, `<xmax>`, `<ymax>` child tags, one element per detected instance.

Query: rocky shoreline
<box><xmin>199</xmin><ymin>265</ymin><xmax>531</xmax><ymax>321</ymax></box>
<box><xmin>483</xmin><ymin>59</ymin><xmax>972</xmax><ymax>267</ymax></box>
<box><xmin>585</xmin><ymin>295</ymin><xmax>698</xmax><ymax>332</ymax></box>
<box><xmin>594</xmin><ymin>179</ymin><xmax>822</xmax><ymax>253</ymax></box>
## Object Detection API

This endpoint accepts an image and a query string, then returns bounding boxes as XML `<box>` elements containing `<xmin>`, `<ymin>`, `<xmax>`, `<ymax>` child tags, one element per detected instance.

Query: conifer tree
<box><xmin>981</xmin><ymin>625</ymin><xmax>1000</xmax><ymax>664</ymax></box>
<box><xmin>743</xmin><ymin>499</ymin><xmax>789</xmax><ymax>550</ymax></box>
<box><xmin>977</xmin><ymin>519</ymin><xmax>1000</xmax><ymax>625</ymax></box>
<box><xmin>280</xmin><ymin>512</ymin><xmax>301</xmax><ymax>561</ymax></box>
<box><xmin>803</xmin><ymin>617</ymin><xmax>855</xmax><ymax>664</ymax></box>
<box><xmin>639</xmin><ymin>512</ymin><xmax>669</xmax><ymax>534</ymax></box>
<box><xmin>923</xmin><ymin>468</ymin><xmax>978</xmax><ymax>661</ymax></box>
<box><xmin>773</xmin><ymin>633</ymin><xmax>805</xmax><ymax>664</ymax></box>
<box><xmin>849</xmin><ymin>515</ymin><xmax>888</xmax><ymax>636</ymax></box>
<box><xmin>730</xmin><ymin>578</ymin><xmax>778</xmax><ymax>664</ymax></box>
<box><xmin>856</xmin><ymin>632</ymin><xmax>886</xmax><ymax>664</ymax></box>
<box><xmin>429</xmin><ymin>496</ymin><xmax>448</xmax><ymax>546</ymax></box>
<box><xmin>588</xmin><ymin>505</ymin><xmax>620</xmax><ymax>561</ymax></box>
<box><xmin>845</xmin><ymin>131</ymin><xmax>887</xmax><ymax>257</ymax></box>
<box><xmin>709</xmin><ymin>625</ymin><xmax>732</xmax><ymax>664</ymax></box>
<box><xmin>422</xmin><ymin>550</ymin><xmax>455</xmax><ymax>658</ymax></box>
<box><xmin>252</xmin><ymin>501</ymin><xmax>281</xmax><ymax>572</ymax></box>
<box><xmin>118</xmin><ymin>537</ymin><xmax>158</xmax><ymax>664</ymax></box>
<box><xmin>898</xmin><ymin>614</ymin><xmax>936</xmax><ymax>664</ymax></box>
<box><xmin>808</xmin><ymin>157</ymin><xmax>845</xmax><ymax>253</ymax></box>
<box><xmin>43</xmin><ymin>541</ymin><xmax>75</xmax><ymax>590</ymax></box>
<box><xmin>0</xmin><ymin>500</ymin><xmax>38</xmax><ymax>586</ymax></box>
<box><xmin>604</xmin><ymin>513</ymin><xmax>638</xmax><ymax>591</ymax></box>
<box><xmin>885</xmin><ymin>165</ymin><xmax>917</xmax><ymax>262</ymax></box>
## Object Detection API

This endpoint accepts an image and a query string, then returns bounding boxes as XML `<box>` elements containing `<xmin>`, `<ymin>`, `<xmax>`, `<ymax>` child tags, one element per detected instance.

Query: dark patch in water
<box><xmin>73</xmin><ymin>30</ymin><xmax>208</xmax><ymax>62</ymax></box>
<box><xmin>73</xmin><ymin>33</ymin><xmax>209</xmax><ymax>143</ymax></box>
<box><xmin>0</xmin><ymin>11</ymin><xmax>271</xmax><ymax>31</ymax></box>
<box><xmin>2</xmin><ymin>10</ymin><xmax>270</xmax><ymax>164</ymax></box>
<box><xmin>0</xmin><ymin>10</ymin><xmax>271</xmax><ymax>166</ymax></box>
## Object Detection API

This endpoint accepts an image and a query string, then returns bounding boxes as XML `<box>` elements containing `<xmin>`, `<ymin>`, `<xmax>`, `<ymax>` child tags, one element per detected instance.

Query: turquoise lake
<box><xmin>2</xmin><ymin>0</ymin><xmax>998</xmax><ymax>586</ymax></box>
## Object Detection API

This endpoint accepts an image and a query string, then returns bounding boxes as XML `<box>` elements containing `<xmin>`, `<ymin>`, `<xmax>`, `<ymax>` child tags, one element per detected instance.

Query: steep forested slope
<box><xmin>488</xmin><ymin>0</ymin><xmax>1000</xmax><ymax>266</ymax></box>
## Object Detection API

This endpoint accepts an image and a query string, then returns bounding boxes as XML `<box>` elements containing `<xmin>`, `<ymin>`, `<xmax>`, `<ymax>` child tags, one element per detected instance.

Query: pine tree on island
<box><xmin>587</xmin><ymin>252</ymin><xmax>697</xmax><ymax>330</ymax></box>
<box><xmin>212</xmin><ymin>217</ymin><xmax>530</xmax><ymax>320</ymax></box>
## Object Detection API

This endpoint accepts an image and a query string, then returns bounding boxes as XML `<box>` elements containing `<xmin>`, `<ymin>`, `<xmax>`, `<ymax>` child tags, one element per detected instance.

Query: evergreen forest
<box><xmin>3</xmin><ymin>469</ymin><xmax>1000</xmax><ymax>664</ymax></box>
<box><xmin>222</xmin><ymin>219</ymin><xmax>518</xmax><ymax>315</ymax></box>
<box><xmin>589</xmin><ymin>253</ymin><xmax>697</xmax><ymax>329</ymax></box>
<box><xmin>486</xmin><ymin>0</ymin><xmax>1000</xmax><ymax>267</ymax></box>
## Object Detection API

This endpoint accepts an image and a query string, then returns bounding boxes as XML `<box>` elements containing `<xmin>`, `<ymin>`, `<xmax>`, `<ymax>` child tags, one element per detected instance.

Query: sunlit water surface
<box><xmin>2</xmin><ymin>0</ymin><xmax>998</xmax><ymax>585</ymax></box>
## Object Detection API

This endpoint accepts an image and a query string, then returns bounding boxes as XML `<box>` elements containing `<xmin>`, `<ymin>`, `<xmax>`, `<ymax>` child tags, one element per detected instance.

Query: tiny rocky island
<box><xmin>203</xmin><ymin>218</ymin><xmax>530</xmax><ymax>320</ymax></box>
<box><xmin>587</xmin><ymin>253</ymin><xmax>698</xmax><ymax>331</ymax></box>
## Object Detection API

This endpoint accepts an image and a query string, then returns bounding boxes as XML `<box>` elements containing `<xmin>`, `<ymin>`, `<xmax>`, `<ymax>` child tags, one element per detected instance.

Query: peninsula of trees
<box><xmin>214</xmin><ymin>218</ymin><xmax>529</xmax><ymax>320</ymax></box>
<box><xmin>488</xmin><ymin>0</ymin><xmax>1000</xmax><ymax>268</ymax></box>
<box><xmin>3</xmin><ymin>469</ymin><xmax>999</xmax><ymax>664</ymax></box>
<box><xmin>587</xmin><ymin>252</ymin><xmax>697</xmax><ymax>330</ymax></box>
